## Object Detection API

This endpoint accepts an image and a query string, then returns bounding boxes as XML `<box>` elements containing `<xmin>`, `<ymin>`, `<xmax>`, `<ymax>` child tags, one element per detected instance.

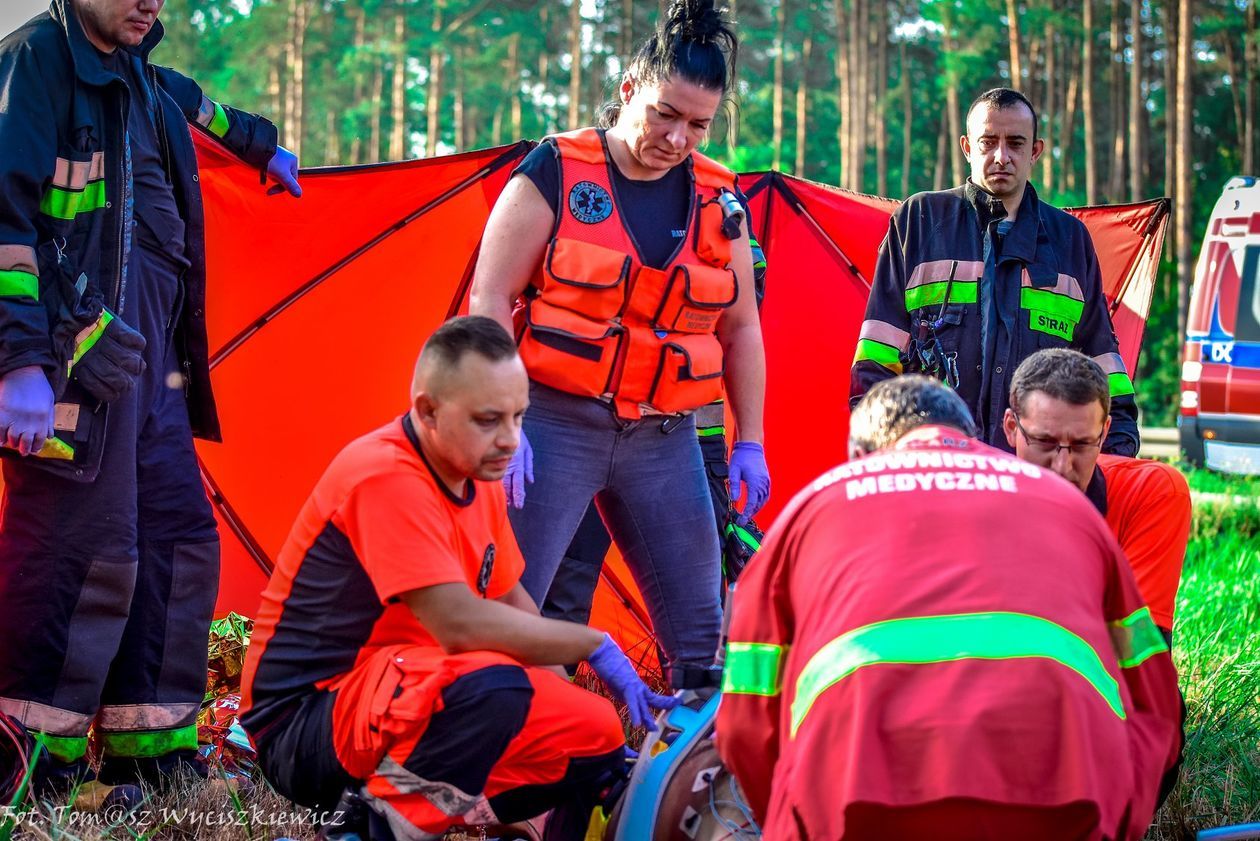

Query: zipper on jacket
<box><xmin>112</xmin><ymin>94</ymin><xmax>130</xmax><ymax>313</ymax></box>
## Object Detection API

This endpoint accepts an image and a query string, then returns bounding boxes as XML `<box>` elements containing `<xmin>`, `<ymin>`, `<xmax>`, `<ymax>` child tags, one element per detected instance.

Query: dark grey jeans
<box><xmin>510</xmin><ymin>382</ymin><xmax>722</xmax><ymax>675</ymax></box>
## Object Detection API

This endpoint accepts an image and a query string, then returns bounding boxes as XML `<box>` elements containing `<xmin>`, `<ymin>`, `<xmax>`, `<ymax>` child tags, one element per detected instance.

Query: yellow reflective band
<box><xmin>854</xmin><ymin>338</ymin><xmax>903</xmax><ymax>372</ymax></box>
<box><xmin>1109</xmin><ymin>606</ymin><xmax>1167</xmax><ymax>668</ymax></box>
<box><xmin>69</xmin><ymin>309</ymin><xmax>113</xmax><ymax>372</ymax></box>
<box><xmin>723</xmin><ymin>641</ymin><xmax>786</xmax><ymax>696</ymax></box>
<box><xmin>208</xmin><ymin>102</ymin><xmax>230</xmax><ymax>138</ymax></box>
<box><xmin>36</xmin><ymin>437</ymin><xmax>75</xmax><ymax>460</ymax></box>
<box><xmin>904</xmin><ymin>280</ymin><xmax>978</xmax><ymax>311</ymax></box>
<box><xmin>40</xmin><ymin>180</ymin><xmax>107</xmax><ymax>221</ymax></box>
<box><xmin>790</xmin><ymin>612</ymin><xmax>1125</xmax><ymax>737</ymax></box>
<box><xmin>0</xmin><ymin>269</ymin><xmax>38</xmax><ymax>299</ymax></box>
<box><xmin>1108</xmin><ymin>372</ymin><xmax>1136</xmax><ymax>398</ymax></box>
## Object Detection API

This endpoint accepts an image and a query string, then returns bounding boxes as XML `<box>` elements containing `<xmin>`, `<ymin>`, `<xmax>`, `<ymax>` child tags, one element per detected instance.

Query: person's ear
<box><xmin>620</xmin><ymin>75</ymin><xmax>635</xmax><ymax>104</ymax></box>
<box><xmin>1031</xmin><ymin>137</ymin><xmax>1045</xmax><ymax>164</ymax></box>
<box><xmin>959</xmin><ymin>134</ymin><xmax>972</xmax><ymax>159</ymax></box>
<box><xmin>1002</xmin><ymin>408</ymin><xmax>1019</xmax><ymax>450</ymax></box>
<box><xmin>414</xmin><ymin>392</ymin><xmax>439</xmax><ymax>428</ymax></box>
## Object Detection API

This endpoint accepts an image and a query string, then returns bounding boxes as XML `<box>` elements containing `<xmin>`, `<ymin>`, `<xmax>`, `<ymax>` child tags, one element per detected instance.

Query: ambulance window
<box><xmin>1236</xmin><ymin>244</ymin><xmax>1260</xmax><ymax>342</ymax></box>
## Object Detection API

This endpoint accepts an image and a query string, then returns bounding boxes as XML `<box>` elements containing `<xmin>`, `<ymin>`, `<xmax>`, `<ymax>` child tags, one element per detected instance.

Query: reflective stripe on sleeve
<box><xmin>0</xmin><ymin>269</ymin><xmax>38</xmax><ymax>299</ymax></box>
<box><xmin>1109</xmin><ymin>606</ymin><xmax>1168</xmax><ymax>668</ymax></box>
<box><xmin>722</xmin><ymin>641</ymin><xmax>787</xmax><ymax>697</ymax></box>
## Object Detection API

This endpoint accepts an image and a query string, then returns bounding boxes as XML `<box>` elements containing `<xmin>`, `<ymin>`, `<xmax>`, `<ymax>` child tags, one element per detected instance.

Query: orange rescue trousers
<box><xmin>254</xmin><ymin>647</ymin><xmax>626</xmax><ymax>840</ymax></box>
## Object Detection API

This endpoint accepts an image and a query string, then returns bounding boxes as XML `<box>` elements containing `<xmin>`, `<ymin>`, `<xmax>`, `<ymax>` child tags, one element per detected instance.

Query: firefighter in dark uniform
<box><xmin>850</xmin><ymin>87</ymin><xmax>1140</xmax><ymax>456</ymax></box>
<box><xmin>0</xmin><ymin>0</ymin><xmax>300</xmax><ymax>789</ymax></box>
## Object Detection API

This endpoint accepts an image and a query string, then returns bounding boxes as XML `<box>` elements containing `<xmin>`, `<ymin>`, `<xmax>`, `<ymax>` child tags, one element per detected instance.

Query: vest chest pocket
<box><xmin>647</xmin><ymin>333</ymin><xmax>725</xmax><ymax>415</ymax></box>
<box><xmin>1020</xmin><ymin>268</ymin><xmax>1084</xmax><ymax>345</ymax></box>
<box><xmin>541</xmin><ymin>237</ymin><xmax>630</xmax><ymax>322</ymax></box>
<box><xmin>693</xmin><ymin>198</ymin><xmax>733</xmax><ymax>268</ymax></box>
<box><xmin>654</xmin><ymin>264</ymin><xmax>737</xmax><ymax>335</ymax></box>
<box><xmin>518</xmin><ymin>299</ymin><xmax>624</xmax><ymax>398</ymax></box>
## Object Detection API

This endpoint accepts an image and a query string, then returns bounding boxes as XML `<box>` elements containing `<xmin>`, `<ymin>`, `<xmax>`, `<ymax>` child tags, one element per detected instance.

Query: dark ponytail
<box><xmin>600</xmin><ymin>0</ymin><xmax>739</xmax><ymax>127</ymax></box>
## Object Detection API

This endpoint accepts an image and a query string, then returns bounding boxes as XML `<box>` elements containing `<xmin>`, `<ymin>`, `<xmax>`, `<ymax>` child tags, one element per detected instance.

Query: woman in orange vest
<box><xmin>470</xmin><ymin>0</ymin><xmax>768</xmax><ymax>689</ymax></box>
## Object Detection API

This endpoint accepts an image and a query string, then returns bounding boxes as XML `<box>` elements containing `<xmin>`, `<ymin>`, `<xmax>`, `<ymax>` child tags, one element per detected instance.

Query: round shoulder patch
<box><xmin>567</xmin><ymin>180</ymin><xmax>613</xmax><ymax>224</ymax></box>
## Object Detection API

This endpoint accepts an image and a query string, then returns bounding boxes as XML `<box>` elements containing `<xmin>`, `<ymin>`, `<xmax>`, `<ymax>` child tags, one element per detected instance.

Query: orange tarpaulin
<box><xmin>188</xmin><ymin>134</ymin><xmax>1167</xmax><ymax>678</ymax></box>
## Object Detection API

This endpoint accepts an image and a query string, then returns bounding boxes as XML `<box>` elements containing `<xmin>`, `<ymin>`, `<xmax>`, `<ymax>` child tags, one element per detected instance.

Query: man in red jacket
<box><xmin>716</xmin><ymin>375</ymin><xmax>1182</xmax><ymax>841</ymax></box>
<box><xmin>1003</xmin><ymin>348</ymin><xmax>1191</xmax><ymax>638</ymax></box>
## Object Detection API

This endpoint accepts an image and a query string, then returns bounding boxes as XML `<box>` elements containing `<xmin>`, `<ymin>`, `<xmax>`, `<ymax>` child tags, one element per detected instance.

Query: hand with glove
<box><xmin>503</xmin><ymin>428</ymin><xmax>534</xmax><ymax>509</ymax></box>
<box><xmin>728</xmin><ymin>441</ymin><xmax>770</xmax><ymax>525</ymax></box>
<box><xmin>587</xmin><ymin>634</ymin><xmax>679</xmax><ymax>731</ymax></box>
<box><xmin>0</xmin><ymin>366</ymin><xmax>54</xmax><ymax>456</ymax></box>
<box><xmin>71</xmin><ymin>310</ymin><xmax>146</xmax><ymax>404</ymax></box>
<box><xmin>266</xmin><ymin>145</ymin><xmax>302</xmax><ymax>197</ymax></box>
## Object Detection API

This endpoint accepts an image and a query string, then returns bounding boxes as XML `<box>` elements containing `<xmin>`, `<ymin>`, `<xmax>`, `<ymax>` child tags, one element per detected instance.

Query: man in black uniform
<box><xmin>849</xmin><ymin>88</ymin><xmax>1139</xmax><ymax>455</ymax></box>
<box><xmin>0</xmin><ymin>0</ymin><xmax>299</xmax><ymax>790</ymax></box>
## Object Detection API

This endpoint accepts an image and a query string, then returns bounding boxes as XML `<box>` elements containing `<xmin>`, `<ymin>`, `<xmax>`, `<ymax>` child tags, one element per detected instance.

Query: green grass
<box><xmin>1149</xmin><ymin>466</ymin><xmax>1260</xmax><ymax>840</ymax></box>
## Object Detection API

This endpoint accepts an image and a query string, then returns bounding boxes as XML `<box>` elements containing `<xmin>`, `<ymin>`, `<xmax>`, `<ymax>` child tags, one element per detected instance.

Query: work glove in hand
<box><xmin>587</xmin><ymin>634</ymin><xmax>679</xmax><ymax>731</ymax></box>
<box><xmin>0</xmin><ymin>366</ymin><xmax>54</xmax><ymax>456</ymax></box>
<box><xmin>72</xmin><ymin>311</ymin><xmax>146</xmax><ymax>404</ymax></box>
<box><xmin>729</xmin><ymin>441</ymin><xmax>770</xmax><ymax>525</ymax></box>
<box><xmin>267</xmin><ymin>145</ymin><xmax>302</xmax><ymax>197</ymax></box>
<box><xmin>503</xmin><ymin>428</ymin><xmax>534</xmax><ymax>509</ymax></box>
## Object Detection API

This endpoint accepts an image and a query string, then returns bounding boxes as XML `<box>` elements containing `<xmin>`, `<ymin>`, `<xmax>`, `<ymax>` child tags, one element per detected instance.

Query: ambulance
<box><xmin>1180</xmin><ymin>176</ymin><xmax>1260</xmax><ymax>473</ymax></box>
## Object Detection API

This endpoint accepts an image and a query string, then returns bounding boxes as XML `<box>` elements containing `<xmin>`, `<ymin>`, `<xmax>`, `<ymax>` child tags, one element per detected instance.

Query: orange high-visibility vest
<box><xmin>517</xmin><ymin>128</ymin><xmax>739</xmax><ymax>420</ymax></box>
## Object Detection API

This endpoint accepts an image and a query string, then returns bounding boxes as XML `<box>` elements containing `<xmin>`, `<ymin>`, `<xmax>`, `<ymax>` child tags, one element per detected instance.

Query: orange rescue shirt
<box><xmin>1096</xmin><ymin>455</ymin><xmax>1191</xmax><ymax>630</ymax></box>
<box><xmin>240</xmin><ymin>414</ymin><xmax>525</xmax><ymax>736</ymax></box>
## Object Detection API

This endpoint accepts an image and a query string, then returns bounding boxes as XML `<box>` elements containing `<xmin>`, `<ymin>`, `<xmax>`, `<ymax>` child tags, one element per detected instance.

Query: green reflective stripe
<box><xmin>1020</xmin><ymin>287</ymin><xmax>1085</xmax><ymax>323</ymax></box>
<box><xmin>33</xmin><ymin>732</ymin><xmax>89</xmax><ymax>763</ymax></box>
<box><xmin>854</xmin><ymin>338</ymin><xmax>903</xmax><ymax>369</ymax></box>
<box><xmin>696</xmin><ymin>425</ymin><xmax>725</xmax><ymax>437</ymax></box>
<box><xmin>0</xmin><ymin>269</ymin><xmax>38</xmax><ymax>299</ymax></box>
<box><xmin>69</xmin><ymin>309</ymin><xmax>113</xmax><ymax>371</ymax></box>
<box><xmin>791</xmin><ymin>612</ymin><xmax>1124</xmax><ymax>737</ymax></box>
<box><xmin>1109</xmin><ymin>607</ymin><xmax>1167</xmax><ymax>667</ymax></box>
<box><xmin>723</xmin><ymin>642</ymin><xmax>786</xmax><ymax>696</ymax></box>
<box><xmin>724</xmin><ymin>522</ymin><xmax>762</xmax><ymax>551</ymax></box>
<box><xmin>40</xmin><ymin>180</ymin><xmax>107</xmax><ymax>220</ymax></box>
<box><xmin>207</xmin><ymin>102</ymin><xmax>230</xmax><ymax>138</ymax></box>
<box><xmin>98</xmin><ymin>724</ymin><xmax>198</xmax><ymax>758</ymax></box>
<box><xmin>36</xmin><ymin>437</ymin><xmax>74</xmax><ymax>460</ymax></box>
<box><xmin>1108</xmin><ymin>372</ymin><xmax>1136</xmax><ymax>398</ymax></box>
<box><xmin>904</xmin><ymin>280</ymin><xmax>978</xmax><ymax>311</ymax></box>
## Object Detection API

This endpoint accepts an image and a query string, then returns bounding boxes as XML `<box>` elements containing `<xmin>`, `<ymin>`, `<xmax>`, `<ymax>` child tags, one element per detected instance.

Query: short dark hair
<box><xmin>421</xmin><ymin>315</ymin><xmax>517</xmax><ymax>369</ymax></box>
<box><xmin>966</xmin><ymin>87</ymin><xmax>1039</xmax><ymax>141</ymax></box>
<box><xmin>600</xmin><ymin>0</ymin><xmax>739</xmax><ymax>128</ymax></box>
<box><xmin>1009</xmin><ymin>349</ymin><xmax>1110</xmax><ymax>418</ymax></box>
<box><xmin>849</xmin><ymin>375</ymin><xmax>978</xmax><ymax>453</ymax></box>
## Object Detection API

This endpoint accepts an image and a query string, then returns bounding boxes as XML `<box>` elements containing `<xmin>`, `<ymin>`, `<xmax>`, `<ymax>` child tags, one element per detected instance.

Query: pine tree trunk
<box><xmin>1007</xmin><ymin>0</ymin><xmax>1022</xmax><ymax>85</ymax></box>
<box><xmin>621</xmin><ymin>0</ymin><xmax>634</xmax><ymax>58</ymax></box>
<box><xmin>901</xmin><ymin>38</ymin><xmax>912</xmax><ymax>197</ymax></box>
<box><xmin>389</xmin><ymin>1</ymin><xmax>406</xmax><ymax>161</ymax></box>
<box><xmin>943</xmin><ymin>19</ymin><xmax>963</xmax><ymax>186</ymax></box>
<box><xmin>349</xmin><ymin>6</ymin><xmax>366</xmax><ymax>164</ymax></box>
<box><xmin>1027</xmin><ymin>35</ymin><xmax>1040</xmax><ymax>109</ymax></box>
<box><xmin>1247</xmin><ymin>0</ymin><xmax>1257</xmax><ymax>174</ymax></box>
<box><xmin>795</xmin><ymin>36</ymin><xmax>812</xmax><ymax>177</ymax></box>
<box><xmin>568</xmin><ymin>0</ymin><xmax>583</xmax><ymax>129</ymax></box>
<box><xmin>1129</xmin><ymin>0</ymin><xmax>1145</xmax><ymax>199</ymax></box>
<box><xmin>1042</xmin><ymin>16</ymin><xmax>1056</xmax><ymax>194</ymax></box>
<box><xmin>1083</xmin><ymin>0</ymin><xmax>1098</xmax><ymax>203</ymax></box>
<box><xmin>1176</xmin><ymin>0</ymin><xmax>1193</xmax><ymax>335</ymax></box>
<box><xmin>325</xmin><ymin>62</ymin><xmax>340</xmax><ymax>165</ymax></box>
<box><xmin>1108</xmin><ymin>0</ymin><xmax>1126</xmax><ymax>201</ymax></box>
<box><xmin>1164</xmin><ymin>0</ymin><xmax>1177</xmax><ymax>254</ymax></box>
<box><xmin>1064</xmin><ymin>31</ymin><xmax>1081</xmax><ymax>192</ymax></box>
<box><xmin>835</xmin><ymin>0</ymin><xmax>850</xmax><ymax>188</ymax></box>
<box><xmin>425</xmin><ymin>1</ymin><xmax>442</xmax><ymax>156</ymax></box>
<box><xmin>1223</xmin><ymin>33</ymin><xmax>1245</xmax><ymax>150</ymax></box>
<box><xmin>772</xmin><ymin>0</ymin><xmax>786</xmax><ymax>171</ymax></box>
<box><xmin>284</xmin><ymin>0</ymin><xmax>308</xmax><ymax>158</ymax></box>
<box><xmin>875</xmin><ymin>3</ymin><xmax>888</xmax><ymax>197</ymax></box>
<box><xmin>510</xmin><ymin>34</ymin><xmax>523</xmax><ymax>140</ymax></box>
<box><xmin>853</xmin><ymin>0</ymin><xmax>869</xmax><ymax>191</ymax></box>
<box><xmin>369</xmin><ymin>58</ymin><xmax>384</xmax><ymax>162</ymax></box>
<box><xmin>933</xmin><ymin>109</ymin><xmax>949</xmax><ymax>191</ymax></box>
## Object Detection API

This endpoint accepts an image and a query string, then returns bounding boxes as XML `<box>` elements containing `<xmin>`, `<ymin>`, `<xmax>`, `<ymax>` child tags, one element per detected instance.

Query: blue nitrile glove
<box><xmin>266</xmin><ymin>145</ymin><xmax>302</xmax><ymax>197</ymax></box>
<box><xmin>0</xmin><ymin>366</ymin><xmax>54</xmax><ymax>456</ymax></box>
<box><xmin>587</xmin><ymin>634</ymin><xmax>679</xmax><ymax>731</ymax></box>
<box><xmin>503</xmin><ymin>428</ymin><xmax>534</xmax><ymax>509</ymax></box>
<box><xmin>728</xmin><ymin>441</ymin><xmax>770</xmax><ymax>526</ymax></box>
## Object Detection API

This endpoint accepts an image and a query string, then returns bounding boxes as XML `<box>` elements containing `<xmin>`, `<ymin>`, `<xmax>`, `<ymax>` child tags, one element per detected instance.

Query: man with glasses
<box><xmin>1004</xmin><ymin>349</ymin><xmax>1191</xmax><ymax>639</ymax></box>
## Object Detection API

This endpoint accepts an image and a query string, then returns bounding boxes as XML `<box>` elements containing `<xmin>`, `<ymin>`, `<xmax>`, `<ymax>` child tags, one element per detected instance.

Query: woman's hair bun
<box><xmin>663</xmin><ymin>0</ymin><xmax>727</xmax><ymax>45</ymax></box>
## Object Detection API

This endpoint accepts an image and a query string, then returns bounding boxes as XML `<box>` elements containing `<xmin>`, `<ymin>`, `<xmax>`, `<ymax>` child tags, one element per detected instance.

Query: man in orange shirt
<box><xmin>240</xmin><ymin>316</ymin><xmax>677</xmax><ymax>840</ymax></box>
<box><xmin>1004</xmin><ymin>349</ymin><xmax>1191</xmax><ymax>638</ymax></box>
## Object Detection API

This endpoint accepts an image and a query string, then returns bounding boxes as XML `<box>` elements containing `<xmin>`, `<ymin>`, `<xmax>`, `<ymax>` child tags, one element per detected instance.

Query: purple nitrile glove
<box><xmin>266</xmin><ymin>145</ymin><xmax>302</xmax><ymax>197</ymax></box>
<box><xmin>729</xmin><ymin>441</ymin><xmax>770</xmax><ymax>526</ymax></box>
<box><xmin>503</xmin><ymin>428</ymin><xmax>534</xmax><ymax>509</ymax></box>
<box><xmin>0</xmin><ymin>366</ymin><xmax>54</xmax><ymax>456</ymax></box>
<box><xmin>587</xmin><ymin>634</ymin><xmax>679</xmax><ymax>731</ymax></box>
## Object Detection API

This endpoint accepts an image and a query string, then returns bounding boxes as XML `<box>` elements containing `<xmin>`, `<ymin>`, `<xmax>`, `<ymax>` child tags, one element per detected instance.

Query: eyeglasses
<box><xmin>1012</xmin><ymin>412</ymin><xmax>1105</xmax><ymax>457</ymax></box>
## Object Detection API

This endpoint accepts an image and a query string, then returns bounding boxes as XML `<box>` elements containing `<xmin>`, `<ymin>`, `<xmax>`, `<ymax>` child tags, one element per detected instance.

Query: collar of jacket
<box><xmin>50</xmin><ymin>0</ymin><xmax>165</xmax><ymax>88</ymax></box>
<box><xmin>1084</xmin><ymin>464</ymin><xmax>1109</xmax><ymax>516</ymax></box>
<box><xmin>963</xmin><ymin>178</ymin><xmax>1042</xmax><ymax>266</ymax></box>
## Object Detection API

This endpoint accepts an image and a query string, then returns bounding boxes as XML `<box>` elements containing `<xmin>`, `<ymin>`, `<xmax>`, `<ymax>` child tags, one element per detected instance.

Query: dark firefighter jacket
<box><xmin>849</xmin><ymin>181</ymin><xmax>1140</xmax><ymax>456</ymax></box>
<box><xmin>0</xmin><ymin>0</ymin><xmax>277</xmax><ymax>450</ymax></box>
